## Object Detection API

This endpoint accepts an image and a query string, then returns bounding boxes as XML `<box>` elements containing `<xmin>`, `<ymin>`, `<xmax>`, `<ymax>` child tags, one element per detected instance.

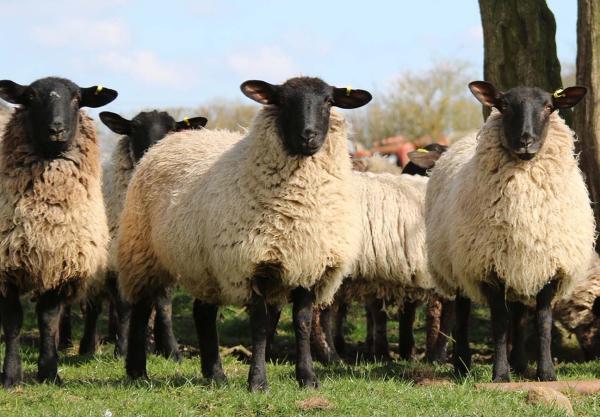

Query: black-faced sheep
<box><xmin>0</xmin><ymin>77</ymin><xmax>117</xmax><ymax>386</ymax></box>
<box><xmin>426</xmin><ymin>81</ymin><xmax>594</xmax><ymax>381</ymax></box>
<box><xmin>117</xmin><ymin>77</ymin><xmax>372</xmax><ymax>390</ymax></box>
<box><xmin>76</xmin><ymin>110</ymin><xmax>207</xmax><ymax>357</ymax></box>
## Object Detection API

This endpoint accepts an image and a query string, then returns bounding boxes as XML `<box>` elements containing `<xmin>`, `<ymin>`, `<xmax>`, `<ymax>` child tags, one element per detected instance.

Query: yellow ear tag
<box><xmin>346</xmin><ymin>86</ymin><xmax>352</xmax><ymax>96</ymax></box>
<box><xmin>416</xmin><ymin>148</ymin><xmax>429</xmax><ymax>153</ymax></box>
<box><xmin>95</xmin><ymin>85</ymin><xmax>104</xmax><ymax>95</ymax></box>
<box><xmin>183</xmin><ymin>117</ymin><xmax>191</xmax><ymax>127</ymax></box>
<box><xmin>553</xmin><ymin>88</ymin><xmax>565</xmax><ymax>98</ymax></box>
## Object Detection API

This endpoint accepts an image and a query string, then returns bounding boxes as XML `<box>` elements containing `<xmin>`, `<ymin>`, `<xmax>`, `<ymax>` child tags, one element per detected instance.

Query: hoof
<box><xmin>78</xmin><ymin>342</ymin><xmax>97</xmax><ymax>356</ymax></box>
<box><xmin>126</xmin><ymin>367</ymin><xmax>148</xmax><ymax>380</ymax></box>
<box><xmin>298</xmin><ymin>375</ymin><xmax>320</xmax><ymax>389</ymax></box>
<box><xmin>492</xmin><ymin>374</ymin><xmax>510</xmax><ymax>383</ymax></box>
<box><xmin>164</xmin><ymin>349</ymin><xmax>183</xmax><ymax>363</ymax></box>
<box><xmin>248</xmin><ymin>378</ymin><xmax>268</xmax><ymax>392</ymax></box>
<box><xmin>37</xmin><ymin>372</ymin><xmax>62</xmax><ymax>385</ymax></box>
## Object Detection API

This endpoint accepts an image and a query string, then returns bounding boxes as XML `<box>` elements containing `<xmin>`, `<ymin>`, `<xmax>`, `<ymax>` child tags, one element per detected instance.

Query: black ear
<box><xmin>80</xmin><ymin>85</ymin><xmax>118</xmax><ymax>108</ymax></box>
<box><xmin>0</xmin><ymin>80</ymin><xmax>27</xmax><ymax>105</ymax></box>
<box><xmin>407</xmin><ymin>149</ymin><xmax>444</xmax><ymax>169</ymax></box>
<box><xmin>176</xmin><ymin>116</ymin><xmax>208</xmax><ymax>131</ymax></box>
<box><xmin>468</xmin><ymin>81</ymin><xmax>503</xmax><ymax>108</ymax></box>
<box><xmin>552</xmin><ymin>86</ymin><xmax>587</xmax><ymax>109</ymax></box>
<box><xmin>332</xmin><ymin>87</ymin><xmax>372</xmax><ymax>109</ymax></box>
<box><xmin>240</xmin><ymin>80</ymin><xmax>279</xmax><ymax>105</ymax></box>
<box><xmin>99</xmin><ymin>111</ymin><xmax>131</xmax><ymax>135</ymax></box>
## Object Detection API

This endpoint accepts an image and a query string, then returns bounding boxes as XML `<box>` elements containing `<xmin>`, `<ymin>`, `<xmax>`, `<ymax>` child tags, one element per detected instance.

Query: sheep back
<box><xmin>426</xmin><ymin>110</ymin><xmax>595</xmax><ymax>304</ymax></box>
<box><xmin>0</xmin><ymin>110</ymin><xmax>109</xmax><ymax>297</ymax></box>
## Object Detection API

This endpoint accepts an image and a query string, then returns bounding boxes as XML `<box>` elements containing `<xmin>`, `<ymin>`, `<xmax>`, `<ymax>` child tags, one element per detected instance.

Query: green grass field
<box><xmin>1</xmin><ymin>290</ymin><xmax>599</xmax><ymax>417</ymax></box>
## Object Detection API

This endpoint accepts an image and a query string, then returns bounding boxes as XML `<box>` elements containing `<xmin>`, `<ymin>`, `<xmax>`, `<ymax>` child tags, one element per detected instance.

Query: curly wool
<box><xmin>118</xmin><ymin>108</ymin><xmax>360</xmax><ymax>306</ymax></box>
<box><xmin>0</xmin><ymin>110</ymin><xmax>109</xmax><ymax>296</ymax></box>
<box><xmin>352</xmin><ymin>155</ymin><xmax>403</xmax><ymax>175</ymax></box>
<box><xmin>336</xmin><ymin>171</ymin><xmax>432</xmax><ymax>304</ymax></box>
<box><xmin>426</xmin><ymin>110</ymin><xmax>595</xmax><ymax>304</ymax></box>
<box><xmin>103</xmin><ymin>136</ymin><xmax>136</xmax><ymax>270</ymax></box>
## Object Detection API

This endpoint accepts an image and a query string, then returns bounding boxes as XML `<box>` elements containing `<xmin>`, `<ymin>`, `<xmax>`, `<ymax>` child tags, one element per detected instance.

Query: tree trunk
<box><xmin>478</xmin><ymin>0</ymin><xmax>567</xmax><ymax>122</ymax></box>
<box><xmin>574</xmin><ymin>0</ymin><xmax>600</xmax><ymax>251</ymax></box>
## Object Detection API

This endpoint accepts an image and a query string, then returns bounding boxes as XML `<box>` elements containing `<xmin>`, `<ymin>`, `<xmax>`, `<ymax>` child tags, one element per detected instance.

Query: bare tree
<box><xmin>574</xmin><ymin>0</ymin><xmax>600</xmax><ymax>250</ymax></box>
<box><xmin>478</xmin><ymin>0</ymin><xmax>566</xmax><ymax>121</ymax></box>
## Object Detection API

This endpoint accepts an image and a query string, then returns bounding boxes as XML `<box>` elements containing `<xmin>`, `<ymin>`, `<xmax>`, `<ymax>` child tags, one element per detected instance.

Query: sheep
<box><xmin>554</xmin><ymin>255</ymin><xmax>600</xmax><ymax>360</ymax></box>
<box><xmin>0</xmin><ymin>77</ymin><xmax>117</xmax><ymax>387</ymax></box>
<box><xmin>117</xmin><ymin>76</ymin><xmax>372</xmax><ymax>391</ymax></box>
<box><xmin>319</xmin><ymin>145</ymin><xmax>447</xmax><ymax>363</ymax></box>
<box><xmin>426</xmin><ymin>81</ymin><xmax>594</xmax><ymax>382</ymax></box>
<box><xmin>75</xmin><ymin>110</ymin><xmax>207</xmax><ymax>357</ymax></box>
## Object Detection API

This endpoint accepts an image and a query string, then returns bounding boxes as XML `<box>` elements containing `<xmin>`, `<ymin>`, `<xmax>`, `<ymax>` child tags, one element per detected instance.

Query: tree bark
<box><xmin>574</xmin><ymin>0</ymin><xmax>600</xmax><ymax>251</ymax></box>
<box><xmin>478</xmin><ymin>0</ymin><xmax>566</xmax><ymax>122</ymax></box>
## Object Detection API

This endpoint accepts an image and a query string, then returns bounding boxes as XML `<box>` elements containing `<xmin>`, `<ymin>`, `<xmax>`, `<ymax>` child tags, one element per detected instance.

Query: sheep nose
<box><xmin>520</xmin><ymin>132</ymin><xmax>535</xmax><ymax>147</ymax></box>
<box><xmin>302</xmin><ymin>129</ymin><xmax>317</xmax><ymax>145</ymax></box>
<box><xmin>49</xmin><ymin>122</ymin><xmax>65</xmax><ymax>136</ymax></box>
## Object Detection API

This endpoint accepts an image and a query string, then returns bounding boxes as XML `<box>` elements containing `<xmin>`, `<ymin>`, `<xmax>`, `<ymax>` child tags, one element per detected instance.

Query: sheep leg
<box><xmin>366</xmin><ymin>298</ymin><xmax>390</xmax><ymax>361</ymax></box>
<box><xmin>428</xmin><ymin>298</ymin><xmax>455</xmax><ymax>363</ymax></box>
<box><xmin>0</xmin><ymin>284</ymin><xmax>22</xmax><ymax>388</ymax></box>
<box><xmin>425</xmin><ymin>297</ymin><xmax>442</xmax><ymax>360</ymax></box>
<box><xmin>36</xmin><ymin>288</ymin><xmax>63</xmax><ymax>383</ymax></box>
<box><xmin>110</xmin><ymin>281</ymin><xmax>131</xmax><ymax>357</ymax></box>
<box><xmin>292</xmin><ymin>287</ymin><xmax>319</xmax><ymax>388</ymax></box>
<box><xmin>193</xmin><ymin>299</ymin><xmax>226</xmax><ymax>383</ymax></box>
<box><xmin>106</xmin><ymin>271</ymin><xmax>119</xmax><ymax>343</ymax></box>
<box><xmin>398</xmin><ymin>299</ymin><xmax>418</xmax><ymax>360</ymax></box>
<box><xmin>153</xmin><ymin>289</ymin><xmax>182</xmax><ymax>362</ymax></box>
<box><xmin>310</xmin><ymin>307</ymin><xmax>330</xmax><ymax>364</ymax></box>
<box><xmin>536</xmin><ymin>280</ymin><xmax>558</xmax><ymax>381</ymax></box>
<box><xmin>79</xmin><ymin>297</ymin><xmax>102</xmax><ymax>355</ymax></box>
<box><xmin>333</xmin><ymin>302</ymin><xmax>348</xmax><ymax>354</ymax></box>
<box><xmin>265</xmin><ymin>304</ymin><xmax>281</xmax><ymax>361</ymax></box>
<box><xmin>58</xmin><ymin>304</ymin><xmax>73</xmax><ymax>350</ymax></box>
<box><xmin>365</xmin><ymin>305</ymin><xmax>374</xmax><ymax>353</ymax></box>
<box><xmin>125</xmin><ymin>297</ymin><xmax>153</xmax><ymax>379</ymax></box>
<box><xmin>508</xmin><ymin>301</ymin><xmax>528</xmax><ymax>375</ymax></box>
<box><xmin>321</xmin><ymin>306</ymin><xmax>341</xmax><ymax>363</ymax></box>
<box><xmin>482</xmin><ymin>282</ymin><xmax>510</xmax><ymax>382</ymax></box>
<box><xmin>248</xmin><ymin>278</ymin><xmax>269</xmax><ymax>391</ymax></box>
<box><xmin>453</xmin><ymin>294</ymin><xmax>472</xmax><ymax>376</ymax></box>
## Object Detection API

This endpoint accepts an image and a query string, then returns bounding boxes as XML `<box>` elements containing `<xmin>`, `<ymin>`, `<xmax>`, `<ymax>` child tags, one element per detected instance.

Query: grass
<box><xmin>0</xmin><ymin>291</ymin><xmax>599</xmax><ymax>417</ymax></box>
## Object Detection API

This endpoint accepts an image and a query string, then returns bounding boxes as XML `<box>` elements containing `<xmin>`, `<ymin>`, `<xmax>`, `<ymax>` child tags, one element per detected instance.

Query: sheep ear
<box><xmin>407</xmin><ymin>149</ymin><xmax>444</xmax><ymax>169</ymax></box>
<box><xmin>0</xmin><ymin>80</ymin><xmax>27</xmax><ymax>105</ymax></box>
<box><xmin>552</xmin><ymin>86</ymin><xmax>587</xmax><ymax>109</ymax></box>
<box><xmin>176</xmin><ymin>116</ymin><xmax>208</xmax><ymax>131</ymax></box>
<box><xmin>332</xmin><ymin>87</ymin><xmax>372</xmax><ymax>109</ymax></box>
<box><xmin>99</xmin><ymin>111</ymin><xmax>131</xmax><ymax>135</ymax></box>
<box><xmin>80</xmin><ymin>85</ymin><xmax>118</xmax><ymax>108</ymax></box>
<box><xmin>240</xmin><ymin>80</ymin><xmax>279</xmax><ymax>105</ymax></box>
<box><xmin>469</xmin><ymin>81</ymin><xmax>503</xmax><ymax>108</ymax></box>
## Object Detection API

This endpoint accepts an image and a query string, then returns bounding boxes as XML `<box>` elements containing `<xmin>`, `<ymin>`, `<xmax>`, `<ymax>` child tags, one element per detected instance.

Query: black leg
<box><xmin>247</xmin><ymin>278</ymin><xmax>269</xmax><ymax>391</ymax></box>
<box><xmin>193</xmin><ymin>299</ymin><xmax>226</xmax><ymax>383</ymax></box>
<box><xmin>482</xmin><ymin>282</ymin><xmax>510</xmax><ymax>382</ymax></box>
<box><xmin>0</xmin><ymin>284</ymin><xmax>22</xmax><ymax>388</ymax></box>
<box><xmin>536</xmin><ymin>280</ymin><xmax>558</xmax><ymax>381</ymax></box>
<box><xmin>125</xmin><ymin>298</ymin><xmax>153</xmax><ymax>379</ymax></box>
<box><xmin>79</xmin><ymin>297</ymin><xmax>102</xmax><ymax>355</ymax></box>
<box><xmin>453</xmin><ymin>294</ymin><xmax>472</xmax><ymax>376</ymax></box>
<box><xmin>398</xmin><ymin>299</ymin><xmax>418</xmax><ymax>360</ymax></box>
<box><xmin>292</xmin><ymin>287</ymin><xmax>319</xmax><ymax>388</ymax></box>
<box><xmin>320</xmin><ymin>306</ymin><xmax>341</xmax><ymax>363</ymax></box>
<box><xmin>365</xmin><ymin>305</ymin><xmax>374</xmax><ymax>354</ymax></box>
<box><xmin>265</xmin><ymin>304</ymin><xmax>281</xmax><ymax>361</ymax></box>
<box><xmin>333</xmin><ymin>302</ymin><xmax>348</xmax><ymax>354</ymax></box>
<box><xmin>153</xmin><ymin>289</ymin><xmax>182</xmax><ymax>362</ymax></box>
<box><xmin>366</xmin><ymin>298</ymin><xmax>390</xmax><ymax>361</ymax></box>
<box><xmin>36</xmin><ymin>288</ymin><xmax>64</xmax><ymax>383</ymax></box>
<box><xmin>509</xmin><ymin>301</ymin><xmax>528</xmax><ymax>375</ymax></box>
<box><xmin>58</xmin><ymin>304</ymin><xmax>72</xmax><ymax>350</ymax></box>
<box><xmin>113</xmin><ymin>289</ymin><xmax>131</xmax><ymax>357</ymax></box>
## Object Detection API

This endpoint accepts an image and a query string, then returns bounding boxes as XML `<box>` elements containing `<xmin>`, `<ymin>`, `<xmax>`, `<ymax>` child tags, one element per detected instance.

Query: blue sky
<box><xmin>1</xmin><ymin>0</ymin><xmax>576</xmax><ymax>113</ymax></box>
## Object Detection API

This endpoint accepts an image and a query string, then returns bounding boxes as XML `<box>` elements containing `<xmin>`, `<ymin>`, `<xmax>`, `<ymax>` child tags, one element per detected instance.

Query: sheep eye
<box><xmin>544</xmin><ymin>104</ymin><xmax>553</xmax><ymax>111</ymax></box>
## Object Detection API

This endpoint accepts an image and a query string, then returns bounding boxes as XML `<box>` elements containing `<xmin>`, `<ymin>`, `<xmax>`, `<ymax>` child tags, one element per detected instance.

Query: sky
<box><xmin>0</xmin><ymin>0</ymin><xmax>577</xmax><ymax>114</ymax></box>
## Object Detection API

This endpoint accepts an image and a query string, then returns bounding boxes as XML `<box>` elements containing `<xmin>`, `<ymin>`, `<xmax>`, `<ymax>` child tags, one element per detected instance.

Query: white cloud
<box><xmin>227</xmin><ymin>46</ymin><xmax>297</xmax><ymax>82</ymax></box>
<box><xmin>98</xmin><ymin>50</ymin><xmax>193</xmax><ymax>88</ymax></box>
<box><xmin>30</xmin><ymin>18</ymin><xmax>131</xmax><ymax>49</ymax></box>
